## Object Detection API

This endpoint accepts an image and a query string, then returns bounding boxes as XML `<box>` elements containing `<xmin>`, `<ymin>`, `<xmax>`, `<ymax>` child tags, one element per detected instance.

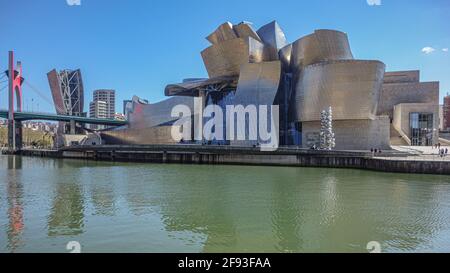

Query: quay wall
<box><xmin>6</xmin><ymin>145</ymin><xmax>450</xmax><ymax>175</ymax></box>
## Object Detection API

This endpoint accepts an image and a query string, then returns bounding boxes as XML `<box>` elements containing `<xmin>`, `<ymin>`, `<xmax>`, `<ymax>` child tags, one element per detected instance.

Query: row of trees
<box><xmin>0</xmin><ymin>127</ymin><xmax>53</xmax><ymax>148</ymax></box>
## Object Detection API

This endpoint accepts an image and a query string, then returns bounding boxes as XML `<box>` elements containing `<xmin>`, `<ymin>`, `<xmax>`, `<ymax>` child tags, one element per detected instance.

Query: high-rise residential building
<box><xmin>444</xmin><ymin>94</ymin><xmax>450</xmax><ymax>131</ymax></box>
<box><xmin>89</xmin><ymin>100</ymin><xmax>108</xmax><ymax>130</ymax></box>
<box><xmin>93</xmin><ymin>89</ymin><xmax>115</xmax><ymax>119</ymax></box>
<box><xmin>89</xmin><ymin>101</ymin><xmax>108</xmax><ymax>119</ymax></box>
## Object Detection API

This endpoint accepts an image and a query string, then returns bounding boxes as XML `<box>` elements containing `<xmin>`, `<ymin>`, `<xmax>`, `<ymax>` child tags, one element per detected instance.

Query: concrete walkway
<box><xmin>385</xmin><ymin>146</ymin><xmax>450</xmax><ymax>161</ymax></box>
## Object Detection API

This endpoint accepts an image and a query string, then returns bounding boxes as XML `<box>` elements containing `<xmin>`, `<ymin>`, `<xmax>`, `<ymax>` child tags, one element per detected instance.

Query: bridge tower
<box><xmin>7</xmin><ymin>51</ymin><xmax>24</xmax><ymax>151</ymax></box>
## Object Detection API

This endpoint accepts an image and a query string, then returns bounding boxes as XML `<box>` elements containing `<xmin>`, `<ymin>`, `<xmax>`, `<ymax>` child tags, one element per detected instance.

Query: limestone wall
<box><xmin>302</xmin><ymin>116</ymin><xmax>391</xmax><ymax>150</ymax></box>
<box><xmin>378</xmin><ymin>81</ymin><xmax>439</xmax><ymax>118</ymax></box>
<box><xmin>393</xmin><ymin>103</ymin><xmax>440</xmax><ymax>144</ymax></box>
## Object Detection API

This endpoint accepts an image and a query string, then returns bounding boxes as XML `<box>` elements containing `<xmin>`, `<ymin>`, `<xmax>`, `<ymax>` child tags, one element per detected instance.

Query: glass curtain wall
<box><xmin>410</xmin><ymin>113</ymin><xmax>434</xmax><ymax>146</ymax></box>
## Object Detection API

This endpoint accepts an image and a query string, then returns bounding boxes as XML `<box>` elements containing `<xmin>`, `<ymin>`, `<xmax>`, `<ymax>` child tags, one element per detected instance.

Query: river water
<box><xmin>1</xmin><ymin>155</ymin><xmax>450</xmax><ymax>253</ymax></box>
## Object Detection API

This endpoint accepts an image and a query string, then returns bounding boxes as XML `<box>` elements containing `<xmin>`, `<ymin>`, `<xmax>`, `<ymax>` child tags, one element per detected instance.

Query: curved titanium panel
<box><xmin>234</xmin><ymin>61</ymin><xmax>282</xmax><ymax>106</ymax></box>
<box><xmin>101</xmin><ymin>126</ymin><xmax>180</xmax><ymax>145</ymax></box>
<box><xmin>295</xmin><ymin>60</ymin><xmax>385</xmax><ymax>122</ymax></box>
<box><xmin>291</xmin><ymin>30</ymin><xmax>354</xmax><ymax>71</ymax></box>
<box><xmin>128</xmin><ymin>96</ymin><xmax>194</xmax><ymax>129</ymax></box>
<box><xmin>234</xmin><ymin>22</ymin><xmax>262</xmax><ymax>43</ymax></box>
<box><xmin>201</xmin><ymin>37</ymin><xmax>266</xmax><ymax>78</ymax></box>
<box><xmin>279</xmin><ymin>44</ymin><xmax>292</xmax><ymax>71</ymax></box>
<box><xmin>256</xmin><ymin>21</ymin><xmax>287</xmax><ymax>60</ymax></box>
<box><xmin>206</xmin><ymin>22</ymin><xmax>237</xmax><ymax>45</ymax></box>
<box><xmin>231</xmin><ymin>61</ymin><xmax>282</xmax><ymax>146</ymax></box>
<box><xmin>256</xmin><ymin>21</ymin><xmax>287</xmax><ymax>50</ymax></box>
<box><xmin>102</xmin><ymin>96</ymin><xmax>194</xmax><ymax>144</ymax></box>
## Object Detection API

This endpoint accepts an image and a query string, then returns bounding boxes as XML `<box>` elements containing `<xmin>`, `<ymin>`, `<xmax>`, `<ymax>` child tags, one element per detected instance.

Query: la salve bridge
<box><xmin>0</xmin><ymin>110</ymin><xmax>126</xmax><ymax>126</ymax></box>
<box><xmin>1</xmin><ymin>51</ymin><xmax>127</xmax><ymax>151</ymax></box>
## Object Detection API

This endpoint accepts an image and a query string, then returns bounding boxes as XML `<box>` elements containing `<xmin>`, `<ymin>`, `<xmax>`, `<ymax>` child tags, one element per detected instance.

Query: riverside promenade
<box><xmin>4</xmin><ymin>144</ymin><xmax>450</xmax><ymax>175</ymax></box>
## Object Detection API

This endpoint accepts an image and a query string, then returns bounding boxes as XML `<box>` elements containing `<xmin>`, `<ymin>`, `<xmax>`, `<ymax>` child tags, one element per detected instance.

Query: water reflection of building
<box><xmin>118</xmin><ymin>165</ymin><xmax>448</xmax><ymax>252</ymax></box>
<box><xmin>48</xmin><ymin>182</ymin><xmax>85</xmax><ymax>236</ymax></box>
<box><xmin>90</xmin><ymin>181</ymin><xmax>116</xmax><ymax>216</ymax></box>
<box><xmin>103</xmin><ymin>21</ymin><xmax>440</xmax><ymax>150</ymax></box>
<box><xmin>6</xmin><ymin>156</ymin><xmax>24</xmax><ymax>252</ymax></box>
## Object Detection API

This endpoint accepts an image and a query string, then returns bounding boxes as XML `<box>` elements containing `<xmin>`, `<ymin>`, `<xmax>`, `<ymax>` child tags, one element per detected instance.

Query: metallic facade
<box><xmin>234</xmin><ymin>22</ymin><xmax>263</xmax><ymax>43</ymax></box>
<box><xmin>230</xmin><ymin>61</ymin><xmax>282</xmax><ymax>146</ymax></box>
<box><xmin>206</xmin><ymin>22</ymin><xmax>238</xmax><ymax>45</ymax></box>
<box><xmin>234</xmin><ymin>61</ymin><xmax>282</xmax><ymax>106</ymax></box>
<box><xmin>295</xmin><ymin>60</ymin><xmax>385</xmax><ymax>121</ymax></box>
<box><xmin>165</xmin><ymin>77</ymin><xmax>237</xmax><ymax>97</ymax></box>
<box><xmin>201</xmin><ymin>37</ymin><xmax>267</xmax><ymax>78</ymax></box>
<box><xmin>279</xmin><ymin>44</ymin><xmax>292</xmax><ymax>70</ymax></box>
<box><xmin>127</xmin><ymin>96</ymin><xmax>194</xmax><ymax>129</ymax></box>
<box><xmin>105</xmin><ymin>21</ymin><xmax>439</xmax><ymax>149</ymax></box>
<box><xmin>201</xmin><ymin>21</ymin><xmax>289</xmax><ymax>78</ymax></box>
<box><xmin>286</xmin><ymin>29</ymin><xmax>389</xmax><ymax>149</ymax></box>
<box><xmin>291</xmin><ymin>30</ymin><xmax>353</xmax><ymax>72</ymax></box>
<box><xmin>102</xmin><ymin>96</ymin><xmax>194</xmax><ymax>145</ymax></box>
<box><xmin>256</xmin><ymin>21</ymin><xmax>288</xmax><ymax>60</ymax></box>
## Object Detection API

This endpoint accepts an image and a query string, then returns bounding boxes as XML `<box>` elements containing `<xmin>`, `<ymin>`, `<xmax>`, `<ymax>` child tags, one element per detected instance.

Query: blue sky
<box><xmin>0</xmin><ymin>0</ymin><xmax>449</xmax><ymax>113</ymax></box>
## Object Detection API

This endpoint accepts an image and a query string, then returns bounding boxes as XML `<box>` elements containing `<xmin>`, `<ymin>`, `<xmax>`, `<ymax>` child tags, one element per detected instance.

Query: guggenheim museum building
<box><xmin>103</xmin><ymin>21</ymin><xmax>440</xmax><ymax>150</ymax></box>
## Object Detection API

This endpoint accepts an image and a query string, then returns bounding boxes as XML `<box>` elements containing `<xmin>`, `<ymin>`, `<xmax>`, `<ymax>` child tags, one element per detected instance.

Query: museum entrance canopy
<box><xmin>164</xmin><ymin>76</ymin><xmax>238</xmax><ymax>97</ymax></box>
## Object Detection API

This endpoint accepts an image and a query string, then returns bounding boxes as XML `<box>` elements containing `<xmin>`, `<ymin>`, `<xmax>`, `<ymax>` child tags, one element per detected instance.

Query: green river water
<box><xmin>1</xmin><ymin>155</ymin><xmax>450</xmax><ymax>253</ymax></box>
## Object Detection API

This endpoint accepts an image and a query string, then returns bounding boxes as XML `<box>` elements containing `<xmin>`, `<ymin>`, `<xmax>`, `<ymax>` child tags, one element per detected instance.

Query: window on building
<box><xmin>410</xmin><ymin>113</ymin><xmax>434</xmax><ymax>146</ymax></box>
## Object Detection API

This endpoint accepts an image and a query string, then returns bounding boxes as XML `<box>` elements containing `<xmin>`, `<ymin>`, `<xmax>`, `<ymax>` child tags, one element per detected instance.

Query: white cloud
<box><xmin>367</xmin><ymin>0</ymin><xmax>382</xmax><ymax>6</ymax></box>
<box><xmin>422</xmin><ymin>47</ymin><xmax>436</xmax><ymax>54</ymax></box>
<box><xmin>443</xmin><ymin>48</ymin><xmax>449</xmax><ymax>52</ymax></box>
<box><xmin>66</xmin><ymin>0</ymin><xmax>81</xmax><ymax>5</ymax></box>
